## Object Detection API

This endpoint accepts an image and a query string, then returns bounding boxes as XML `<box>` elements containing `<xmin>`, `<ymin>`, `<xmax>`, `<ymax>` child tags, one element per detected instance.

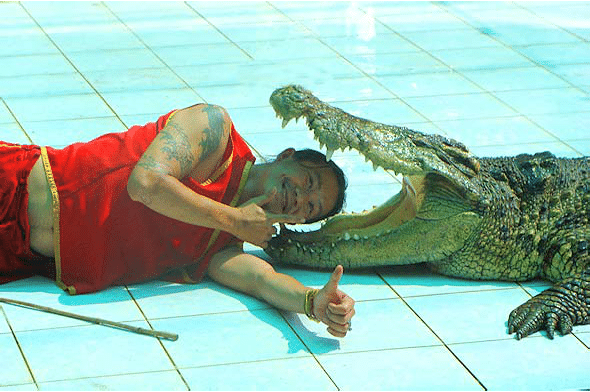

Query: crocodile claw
<box><xmin>508</xmin><ymin>288</ymin><xmax>577</xmax><ymax>340</ymax></box>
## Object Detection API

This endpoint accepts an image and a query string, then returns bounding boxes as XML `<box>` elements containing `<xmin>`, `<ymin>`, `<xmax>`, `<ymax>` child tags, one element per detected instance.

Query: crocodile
<box><xmin>265</xmin><ymin>85</ymin><xmax>590</xmax><ymax>341</ymax></box>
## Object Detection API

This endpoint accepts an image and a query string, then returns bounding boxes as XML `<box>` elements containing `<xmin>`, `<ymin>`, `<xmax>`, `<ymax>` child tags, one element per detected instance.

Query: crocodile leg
<box><xmin>508</xmin><ymin>266</ymin><xmax>590</xmax><ymax>339</ymax></box>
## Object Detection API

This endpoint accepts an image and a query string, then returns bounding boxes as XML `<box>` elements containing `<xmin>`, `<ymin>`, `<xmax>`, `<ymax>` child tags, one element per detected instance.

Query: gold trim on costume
<box><xmin>40</xmin><ymin>147</ymin><xmax>76</xmax><ymax>295</ymax></box>
<box><xmin>201</xmin><ymin>152</ymin><xmax>234</xmax><ymax>186</ymax></box>
<box><xmin>180</xmin><ymin>160</ymin><xmax>253</xmax><ymax>283</ymax></box>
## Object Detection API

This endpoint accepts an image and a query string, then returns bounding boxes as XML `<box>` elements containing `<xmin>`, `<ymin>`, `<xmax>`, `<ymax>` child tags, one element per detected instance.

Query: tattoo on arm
<box><xmin>159</xmin><ymin>120</ymin><xmax>197</xmax><ymax>175</ymax></box>
<box><xmin>199</xmin><ymin>105</ymin><xmax>224</xmax><ymax>163</ymax></box>
<box><xmin>135</xmin><ymin>155</ymin><xmax>171</xmax><ymax>175</ymax></box>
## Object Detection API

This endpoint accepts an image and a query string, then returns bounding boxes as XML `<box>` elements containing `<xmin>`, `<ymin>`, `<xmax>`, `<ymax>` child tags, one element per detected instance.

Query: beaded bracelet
<box><xmin>304</xmin><ymin>289</ymin><xmax>321</xmax><ymax>323</ymax></box>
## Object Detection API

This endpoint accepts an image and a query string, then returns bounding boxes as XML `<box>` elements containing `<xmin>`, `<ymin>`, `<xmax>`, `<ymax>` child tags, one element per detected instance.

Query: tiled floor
<box><xmin>1</xmin><ymin>1</ymin><xmax>589</xmax><ymax>390</ymax></box>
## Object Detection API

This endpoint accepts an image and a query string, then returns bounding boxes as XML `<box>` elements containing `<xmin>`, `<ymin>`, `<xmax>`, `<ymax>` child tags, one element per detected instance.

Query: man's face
<box><xmin>265</xmin><ymin>151</ymin><xmax>339</xmax><ymax>222</ymax></box>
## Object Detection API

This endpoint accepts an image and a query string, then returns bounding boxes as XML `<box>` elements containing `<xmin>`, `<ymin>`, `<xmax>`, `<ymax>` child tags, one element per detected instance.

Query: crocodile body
<box><xmin>265</xmin><ymin>85</ymin><xmax>590</xmax><ymax>340</ymax></box>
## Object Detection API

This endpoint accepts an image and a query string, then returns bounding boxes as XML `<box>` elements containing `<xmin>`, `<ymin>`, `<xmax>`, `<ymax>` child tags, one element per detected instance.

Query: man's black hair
<box><xmin>292</xmin><ymin>149</ymin><xmax>347</xmax><ymax>223</ymax></box>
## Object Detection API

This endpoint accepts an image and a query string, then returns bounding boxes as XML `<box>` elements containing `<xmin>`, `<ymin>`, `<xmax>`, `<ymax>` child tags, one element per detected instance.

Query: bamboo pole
<box><xmin>0</xmin><ymin>297</ymin><xmax>178</xmax><ymax>341</ymax></box>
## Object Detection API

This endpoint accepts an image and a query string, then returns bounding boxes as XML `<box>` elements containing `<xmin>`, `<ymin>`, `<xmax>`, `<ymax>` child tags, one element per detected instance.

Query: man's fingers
<box><xmin>324</xmin><ymin>265</ymin><xmax>344</xmax><ymax>292</ymax></box>
<box><xmin>240</xmin><ymin>188</ymin><xmax>277</xmax><ymax>208</ymax></box>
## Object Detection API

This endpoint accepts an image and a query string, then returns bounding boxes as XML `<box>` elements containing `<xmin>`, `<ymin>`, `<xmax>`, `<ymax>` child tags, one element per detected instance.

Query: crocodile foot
<box><xmin>508</xmin><ymin>276</ymin><xmax>590</xmax><ymax>339</ymax></box>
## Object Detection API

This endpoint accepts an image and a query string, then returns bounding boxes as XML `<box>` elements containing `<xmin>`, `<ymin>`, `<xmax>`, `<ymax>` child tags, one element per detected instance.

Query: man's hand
<box><xmin>313</xmin><ymin>265</ymin><xmax>356</xmax><ymax>338</ymax></box>
<box><xmin>235</xmin><ymin>188</ymin><xmax>304</xmax><ymax>248</ymax></box>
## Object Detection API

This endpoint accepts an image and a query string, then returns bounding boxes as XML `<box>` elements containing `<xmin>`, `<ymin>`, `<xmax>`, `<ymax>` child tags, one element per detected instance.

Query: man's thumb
<box><xmin>325</xmin><ymin>265</ymin><xmax>344</xmax><ymax>291</ymax></box>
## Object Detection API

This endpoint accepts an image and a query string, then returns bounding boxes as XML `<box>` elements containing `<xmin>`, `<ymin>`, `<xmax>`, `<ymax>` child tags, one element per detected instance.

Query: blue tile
<box><xmin>285</xmin><ymin>298</ymin><xmax>439</xmax><ymax>354</ymax></box>
<box><xmin>0</xmin><ymin>31</ymin><xmax>57</xmax><ymax>57</ymax></box>
<box><xmin>180</xmin><ymin>357</ymin><xmax>337</xmax><ymax>391</ymax></box>
<box><xmin>272</xmin><ymin>2</ymin><xmax>356</xmax><ymax>21</ymax></box>
<box><xmin>435</xmin><ymin>115</ymin><xmax>557</xmax><ymax>148</ymax></box>
<box><xmin>44</xmin><ymin>23</ymin><xmax>144</xmax><ymax>53</ymax></box>
<box><xmin>318</xmin><ymin>346</ymin><xmax>483</xmax><ymax>390</ymax></box>
<box><xmin>404</xmin><ymin>93</ymin><xmax>516</xmax><ymax>121</ymax></box>
<box><xmin>461</xmin><ymin>66</ymin><xmax>569</xmax><ymax>92</ymax></box>
<box><xmin>406</xmin><ymin>288</ymin><xmax>533</xmax><ymax>343</ymax></box>
<box><xmin>239</xmin><ymin>38</ymin><xmax>335</xmax><ymax>61</ymax></box>
<box><xmin>153</xmin><ymin>43</ymin><xmax>250</xmax><ymax>67</ymax></box>
<box><xmin>551</xmin><ymin>63</ymin><xmax>590</xmax><ymax>87</ymax></box>
<box><xmin>107</xmin><ymin>0</ymin><xmax>199</xmax><ymax>21</ymax></box>
<box><xmin>151</xmin><ymin>309</ymin><xmax>310</xmax><ymax>368</ymax></box>
<box><xmin>0</xmin><ymin>384</ymin><xmax>36</xmax><ymax>391</ymax></box>
<box><xmin>0</xmin><ymin>54</ymin><xmax>76</xmax><ymax>78</ymax></box>
<box><xmin>379</xmin><ymin>264</ymin><xmax>518</xmax><ymax>298</ymax></box>
<box><xmin>528</xmin><ymin>111</ymin><xmax>590</xmax><ymax>141</ymax></box>
<box><xmin>101</xmin><ymin>88</ymin><xmax>203</xmax><ymax>116</ymax></box>
<box><xmin>273</xmin><ymin>266</ymin><xmax>397</xmax><ymax>302</ymax></box>
<box><xmin>337</xmin><ymin>99</ymin><xmax>428</xmax><ymax>124</ymax></box>
<box><xmin>431</xmin><ymin>46</ymin><xmax>534</xmax><ymax>71</ymax></box>
<box><xmin>0</xmin><ymin>73</ymin><xmax>93</xmax><ymax>99</ymax></box>
<box><xmin>0</xmin><ymin>1</ymin><xmax>29</xmax><ymax>17</ymax></box>
<box><xmin>129</xmin><ymin>19</ymin><xmax>227</xmax><ymax>47</ymax></box>
<box><xmin>0</xmin><ymin>123</ymin><xmax>31</xmax><ymax>144</ymax></box>
<box><xmin>193</xmin><ymin>1</ymin><xmax>287</xmax><ymax>25</ymax></box>
<box><xmin>489</xmin><ymin>24</ymin><xmax>581</xmax><ymax>46</ymax></box>
<box><xmin>0</xmin><ymin>334</ymin><xmax>34</xmax><ymax>386</ymax></box>
<box><xmin>379</xmin><ymin>11</ymin><xmax>469</xmax><ymax>33</ymax></box>
<box><xmin>38</xmin><ymin>371</ymin><xmax>187</xmax><ymax>391</ymax></box>
<box><xmin>18</xmin><ymin>321</ymin><xmax>174</xmax><ymax>382</ymax></box>
<box><xmin>22</xmin><ymin>116</ymin><xmax>126</xmax><ymax>147</ymax></box>
<box><xmin>516</xmin><ymin>42</ymin><xmax>590</xmax><ymax>67</ymax></box>
<box><xmin>0</xmin><ymin>311</ymin><xmax>10</xmax><ymax>334</ymax></box>
<box><xmin>322</xmin><ymin>33</ymin><xmax>419</xmax><ymax>56</ymax></box>
<box><xmin>0</xmin><ymin>103</ymin><xmax>13</xmax><ymax>124</ymax></box>
<box><xmin>401</xmin><ymin>28</ymin><xmax>503</xmax><ymax>51</ymax></box>
<box><xmin>567</xmin><ymin>139</ymin><xmax>590</xmax><ymax>155</ymax></box>
<box><xmin>449</xmin><ymin>336</ymin><xmax>590</xmax><ymax>390</ymax></box>
<box><xmin>0</xmin><ymin>277</ymin><xmax>143</xmax><ymax>332</ymax></box>
<box><xmin>128</xmin><ymin>279</ymin><xmax>270</xmax><ymax>319</ymax></box>
<box><xmin>347</xmin><ymin>51</ymin><xmax>448</xmax><ymax>77</ymax></box>
<box><xmin>85</xmin><ymin>68</ymin><xmax>187</xmax><ymax>94</ymax></box>
<box><xmin>378</xmin><ymin>71</ymin><xmax>482</xmax><ymax>98</ymax></box>
<box><xmin>5</xmin><ymin>94</ymin><xmax>114</xmax><ymax>123</ymax></box>
<box><xmin>219</xmin><ymin>21</ymin><xmax>310</xmax><ymax>44</ymax></box>
<box><xmin>302</xmin><ymin>15</ymin><xmax>392</xmax><ymax>39</ymax></box>
<box><xmin>495</xmin><ymin>87</ymin><xmax>590</xmax><ymax>116</ymax></box>
<box><xmin>472</xmin><ymin>141</ymin><xmax>581</xmax><ymax>158</ymax></box>
<box><xmin>67</xmin><ymin>48</ymin><xmax>166</xmax><ymax>73</ymax></box>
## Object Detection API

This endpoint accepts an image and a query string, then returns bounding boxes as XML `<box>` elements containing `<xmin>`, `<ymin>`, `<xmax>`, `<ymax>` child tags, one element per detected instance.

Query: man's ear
<box><xmin>276</xmin><ymin>148</ymin><xmax>296</xmax><ymax>161</ymax></box>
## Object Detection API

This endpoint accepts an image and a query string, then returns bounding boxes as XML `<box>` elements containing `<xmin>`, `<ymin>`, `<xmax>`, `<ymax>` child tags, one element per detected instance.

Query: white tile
<box><xmin>38</xmin><ymin>371</ymin><xmax>187</xmax><ymax>391</ymax></box>
<box><xmin>319</xmin><ymin>346</ymin><xmax>483</xmax><ymax>390</ymax></box>
<box><xmin>18</xmin><ymin>322</ymin><xmax>174</xmax><ymax>382</ymax></box>
<box><xmin>181</xmin><ymin>357</ymin><xmax>336</xmax><ymax>391</ymax></box>
<box><xmin>0</xmin><ymin>334</ymin><xmax>34</xmax><ymax>386</ymax></box>
<box><xmin>285</xmin><ymin>298</ymin><xmax>439</xmax><ymax>355</ymax></box>
<box><xmin>450</xmin><ymin>336</ymin><xmax>590</xmax><ymax>390</ymax></box>
<box><xmin>152</xmin><ymin>309</ymin><xmax>310</xmax><ymax>368</ymax></box>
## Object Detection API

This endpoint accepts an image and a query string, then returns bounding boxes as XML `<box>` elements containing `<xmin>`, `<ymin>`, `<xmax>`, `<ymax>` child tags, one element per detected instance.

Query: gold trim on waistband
<box><xmin>40</xmin><ymin>147</ymin><xmax>76</xmax><ymax>295</ymax></box>
<box><xmin>201</xmin><ymin>152</ymin><xmax>234</xmax><ymax>186</ymax></box>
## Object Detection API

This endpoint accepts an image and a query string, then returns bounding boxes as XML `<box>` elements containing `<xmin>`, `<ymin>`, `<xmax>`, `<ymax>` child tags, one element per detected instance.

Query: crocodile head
<box><xmin>265</xmin><ymin>85</ymin><xmax>484</xmax><ymax>268</ymax></box>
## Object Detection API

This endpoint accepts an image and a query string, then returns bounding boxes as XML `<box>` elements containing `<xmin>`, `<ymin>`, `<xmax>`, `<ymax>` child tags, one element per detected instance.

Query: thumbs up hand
<box><xmin>313</xmin><ymin>265</ymin><xmax>356</xmax><ymax>338</ymax></box>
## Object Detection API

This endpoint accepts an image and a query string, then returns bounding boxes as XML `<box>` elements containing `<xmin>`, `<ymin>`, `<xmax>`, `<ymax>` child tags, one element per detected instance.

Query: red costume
<box><xmin>1</xmin><ymin>111</ymin><xmax>255</xmax><ymax>294</ymax></box>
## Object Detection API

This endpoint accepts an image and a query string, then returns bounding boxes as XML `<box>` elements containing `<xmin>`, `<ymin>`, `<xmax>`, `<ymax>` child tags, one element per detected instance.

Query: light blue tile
<box><xmin>153</xmin><ymin>43</ymin><xmax>250</xmax><ymax>67</ymax></box>
<box><xmin>18</xmin><ymin>321</ymin><xmax>174</xmax><ymax>382</ymax></box>
<box><xmin>0</xmin><ymin>103</ymin><xmax>13</xmax><ymax>124</ymax></box>
<box><xmin>273</xmin><ymin>266</ymin><xmax>397</xmax><ymax>302</ymax></box>
<box><xmin>435</xmin><ymin>115</ymin><xmax>557</xmax><ymax>148</ymax></box>
<box><xmin>0</xmin><ymin>73</ymin><xmax>93</xmax><ymax>99</ymax></box>
<box><xmin>322</xmin><ymin>33</ymin><xmax>419</xmax><ymax>56</ymax></box>
<box><xmin>44</xmin><ymin>23</ymin><xmax>144</xmax><ymax>53</ymax></box>
<box><xmin>101</xmin><ymin>88</ymin><xmax>203</xmax><ymax>116</ymax></box>
<box><xmin>239</xmin><ymin>38</ymin><xmax>335</xmax><ymax>61</ymax></box>
<box><xmin>128</xmin><ymin>279</ymin><xmax>270</xmax><ymax>319</ymax></box>
<box><xmin>379</xmin><ymin>263</ymin><xmax>518</xmax><ymax>298</ymax></box>
<box><xmin>0</xmin><ymin>277</ymin><xmax>144</xmax><ymax>332</ymax></box>
<box><xmin>528</xmin><ymin>111</ymin><xmax>590</xmax><ymax>141</ymax></box>
<box><xmin>567</xmin><ymin>139</ymin><xmax>590</xmax><ymax>155</ymax></box>
<box><xmin>516</xmin><ymin>42</ymin><xmax>590</xmax><ymax>67</ymax></box>
<box><xmin>129</xmin><ymin>19</ymin><xmax>227</xmax><ymax>47</ymax></box>
<box><xmin>378</xmin><ymin>71</ymin><xmax>482</xmax><ymax>98</ymax></box>
<box><xmin>151</xmin><ymin>309</ymin><xmax>310</xmax><ymax>368</ymax></box>
<box><xmin>0</xmin><ymin>54</ymin><xmax>76</xmax><ymax>77</ymax></box>
<box><xmin>85</xmin><ymin>68</ymin><xmax>186</xmax><ymax>94</ymax></box>
<box><xmin>195</xmin><ymin>1</ymin><xmax>288</xmax><ymax>25</ymax></box>
<box><xmin>495</xmin><ymin>87</ymin><xmax>590</xmax><ymax>116</ymax></box>
<box><xmin>219</xmin><ymin>21</ymin><xmax>310</xmax><ymax>44</ymax></box>
<box><xmin>0</xmin><ymin>30</ymin><xmax>57</xmax><ymax>57</ymax></box>
<box><xmin>406</xmin><ymin>288</ymin><xmax>533</xmax><ymax>343</ymax></box>
<box><xmin>0</xmin><ymin>310</ymin><xmax>10</xmax><ymax>334</ymax></box>
<box><xmin>0</xmin><ymin>334</ymin><xmax>34</xmax><ymax>386</ymax></box>
<box><xmin>67</xmin><ymin>48</ymin><xmax>166</xmax><ymax>73</ymax></box>
<box><xmin>401</xmin><ymin>28</ymin><xmax>502</xmax><ymax>51</ymax></box>
<box><xmin>347</xmin><ymin>51</ymin><xmax>448</xmax><ymax>77</ymax></box>
<box><xmin>107</xmin><ymin>0</ymin><xmax>199</xmax><ymax>20</ymax></box>
<box><xmin>489</xmin><ymin>24</ymin><xmax>581</xmax><ymax>46</ymax></box>
<box><xmin>551</xmin><ymin>63</ymin><xmax>590</xmax><ymax>88</ymax></box>
<box><xmin>404</xmin><ymin>93</ymin><xmax>516</xmax><ymax>121</ymax></box>
<box><xmin>337</xmin><ymin>99</ymin><xmax>428</xmax><ymax>124</ymax></box>
<box><xmin>462</xmin><ymin>66</ymin><xmax>569</xmax><ymax>92</ymax></box>
<box><xmin>307</xmin><ymin>78</ymin><xmax>394</xmax><ymax>102</ymax></box>
<box><xmin>195</xmin><ymin>83</ymin><xmax>283</xmax><ymax>109</ymax></box>
<box><xmin>379</xmin><ymin>11</ymin><xmax>469</xmax><ymax>33</ymax></box>
<box><xmin>431</xmin><ymin>46</ymin><xmax>534</xmax><ymax>71</ymax></box>
<box><xmin>180</xmin><ymin>357</ymin><xmax>337</xmax><ymax>391</ymax></box>
<box><xmin>318</xmin><ymin>346</ymin><xmax>483</xmax><ymax>391</ymax></box>
<box><xmin>359</xmin><ymin>1</ymin><xmax>443</xmax><ymax>15</ymax></box>
<box><xmin>301</xmin><ymin>15</ymin><xmax>393</xmax><ymax>39</ymax></box>
<box><xmin>5</xmin><ymin>94</ymin><xmax>114</xmax><ymax>123</ymax></box>
<box><xmin>38</xmin><ymin>370</ymin><xmax>187</xmax><ymax>391</ymax></box>
<box><xmin>22</xmin><ymin>116</ymin><xmax>126</xmax><ymax>147</ymax></box>
<box><xmin>285</xmin><ymin>298</ymin><xmax>439</xmax><ymax>354</ymax></box>
<box><xmin>0</xmin><ymin>123</ymin><xmax>31</xmax><ymax>144</ymax></box>
<box><xmin>449</xmin><ymin>336</ymin><xmax>590</xmax><ymax>390</ymax></box>
<box><xmin>271</xmin><ymin>2</ymin><xmax>357</xmax><ymax>21</ymax></box>
<box><xmin>0</xmin><ymin>1</ymin><xmax>29</xmax><ymax>17</ymax></box>
<box><xmin>0</xmin><ymin>384</ymin><xmax>36</xmax><ymax>391</ymax></box>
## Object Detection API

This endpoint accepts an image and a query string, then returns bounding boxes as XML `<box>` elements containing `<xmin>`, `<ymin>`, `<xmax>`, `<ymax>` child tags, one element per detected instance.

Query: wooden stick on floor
<box><xmin>0</xmin><ymin>297</ymin><xmax>178</xmax><ymax>341</ymax></box>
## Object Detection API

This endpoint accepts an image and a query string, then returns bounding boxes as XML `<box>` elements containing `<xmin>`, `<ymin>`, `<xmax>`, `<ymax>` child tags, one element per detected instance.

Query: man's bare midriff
<box><xmin>27</xmin><ymin>158</ymin><xmax>55</xmax><ymax>258</ymax></box>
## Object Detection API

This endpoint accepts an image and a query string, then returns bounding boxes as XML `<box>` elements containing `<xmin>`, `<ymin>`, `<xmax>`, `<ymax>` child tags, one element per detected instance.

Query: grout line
<box><xmin>374</xmin><ymin>269</ymin><xmax>489</xmax><ymax>391</ymax></box>
<box><xmin>0</xmin><ymin>305</ymin><xmax>40</xmax><ymax>390</ymax></box>
<box><xmin>0</xmin><ymin>97</ymin><xmax>34</xmax><ymax>144</ymax></box>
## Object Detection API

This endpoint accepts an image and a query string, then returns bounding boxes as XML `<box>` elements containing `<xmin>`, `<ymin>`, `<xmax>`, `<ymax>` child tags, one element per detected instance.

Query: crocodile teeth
<box><xmin>326</xmin><ymin>148</ymin><xmax>335</xmax><ymax>161</ymax></box>
<box><xmin>281</xmin><ymin>118</ymin><xmax>289</xmax><ymax>128</ymax></box>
